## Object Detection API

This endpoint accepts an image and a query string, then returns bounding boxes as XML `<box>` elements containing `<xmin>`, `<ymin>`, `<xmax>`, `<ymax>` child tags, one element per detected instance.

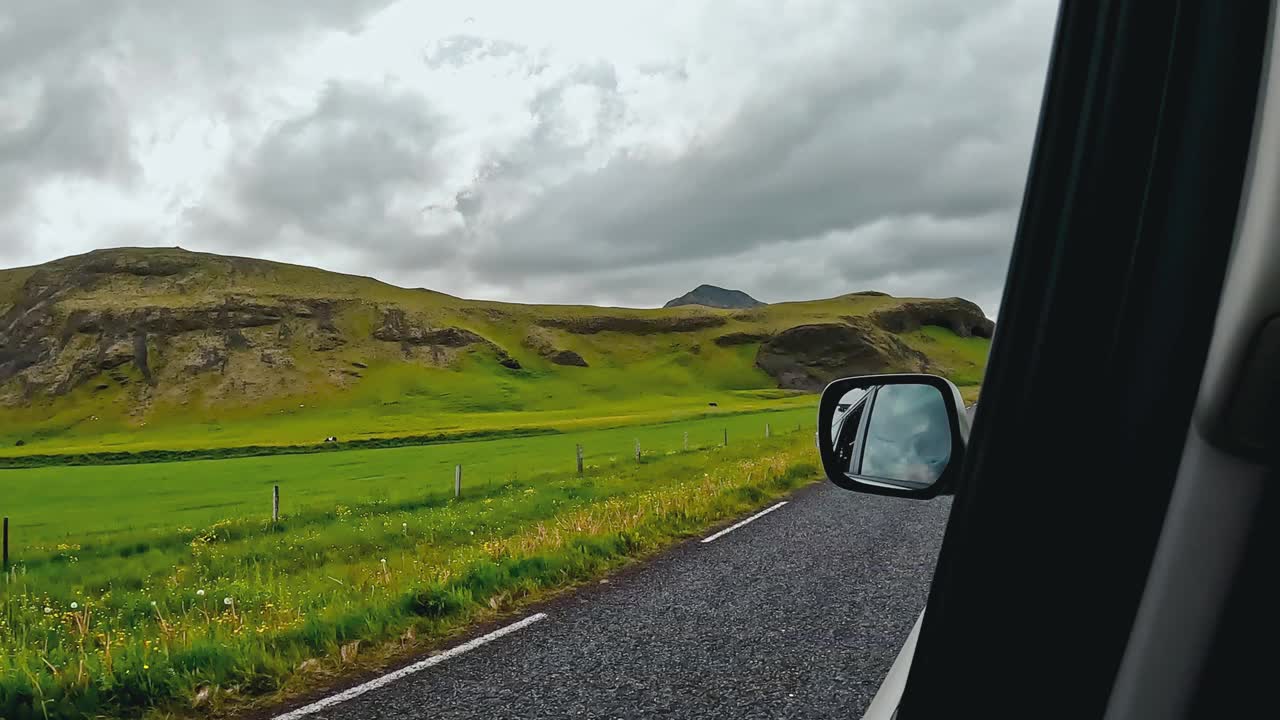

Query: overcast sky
<box><xmin>0</xmin><ymin>0</ymin><xmax>1056</xmax><ymax>314</ymax></box>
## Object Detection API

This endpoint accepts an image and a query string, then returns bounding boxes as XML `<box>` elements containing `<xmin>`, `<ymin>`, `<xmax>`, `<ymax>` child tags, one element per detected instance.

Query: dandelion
<box><xmin>143</xmin><ymin>664</ymin><xmax>150</xmax><ymax>670</ymax></box>
<box><xmin>224</xmin><ymin>597</ymin><xmax>233</xmax><ymax>606</ymax></box>
<box><xmin>196</xmin><ymin>589</ymin><xmax>205</xmax><ymax>597</ymax></box>
<box><xmin>70</xmin><ymin>602</ymin><xmax>78</xmax><ymax>609</ymax></box>
<box><xmin>43</xmin><ymin>607</ymin><xmax>52</xmax><ymax>614</ymax></box>
<box><xmin>151</xmin><ymin>601</ymin><xmax>157</xmax><ymax>607</ymax></box>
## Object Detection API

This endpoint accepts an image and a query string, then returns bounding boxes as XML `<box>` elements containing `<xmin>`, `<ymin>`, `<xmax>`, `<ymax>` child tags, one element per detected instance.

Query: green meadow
<box><xmin>0</xmin><ymin>409</ymin><xmax>819</xmax><ymax>719</ymax></box>
<box><xmin>1</xmin><ymin>407</ymin><xmax>813</xmax><ymax>546</ymax></box>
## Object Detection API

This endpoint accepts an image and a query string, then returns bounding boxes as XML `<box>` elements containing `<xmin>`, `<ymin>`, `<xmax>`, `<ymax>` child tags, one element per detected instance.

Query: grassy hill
<box><xmin>0</xmin><ymin>248</ymin><xmax>992</xmax><ymax>456</ymax></box>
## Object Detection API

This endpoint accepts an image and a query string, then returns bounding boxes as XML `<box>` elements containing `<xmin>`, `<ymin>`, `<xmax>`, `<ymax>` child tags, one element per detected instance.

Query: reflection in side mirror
<box><xmin>817</xmin><ymin>374</ymin><xmax>968</xmax><ymax>499</ymax></box>
<box><xmin>830</xmin><ymin>388</ymin><xmax>868</xmax><ymax>443</ymax></box>
<box><xmin>860</xmin><ymin>384</ymin><xmax>951</xmax><ymax>488</ymax></box>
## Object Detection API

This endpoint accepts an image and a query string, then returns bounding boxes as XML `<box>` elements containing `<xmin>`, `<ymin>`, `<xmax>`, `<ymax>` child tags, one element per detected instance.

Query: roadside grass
<box><xmin>0</xmin><ymin>429</ymin><xmax>819</xmax><ymax>719</ymax></box>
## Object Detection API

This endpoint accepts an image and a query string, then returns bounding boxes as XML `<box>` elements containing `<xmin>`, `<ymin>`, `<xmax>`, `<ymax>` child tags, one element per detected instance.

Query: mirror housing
<box><xmin>817</xmin><ymin>373</ymin><xmax>970</xmax><ymax>499</ymax></box>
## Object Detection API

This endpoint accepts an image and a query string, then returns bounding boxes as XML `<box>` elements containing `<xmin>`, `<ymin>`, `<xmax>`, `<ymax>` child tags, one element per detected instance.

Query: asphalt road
<box><xmin>292</xmin><ymin>481</ymin><xmax>952</xmax><ymax>720</ymax></box>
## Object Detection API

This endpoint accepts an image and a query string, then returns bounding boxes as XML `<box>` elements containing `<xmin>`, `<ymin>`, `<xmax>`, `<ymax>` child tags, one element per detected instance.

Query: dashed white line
<box><xmin>271</xmin><ymin>613</ymin><xmax>548</xmax><ymax>720</ymax></box>
<box><xmin>701</xmin><ymin>501</ymin><xmax>789</xmax><ymax>543</ymax></box>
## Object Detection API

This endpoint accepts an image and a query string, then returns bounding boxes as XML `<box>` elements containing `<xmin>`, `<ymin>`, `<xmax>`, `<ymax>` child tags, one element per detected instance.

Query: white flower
<box><xmin>150</xmin><ymin>601</ymin><xmax>157</xmax><ymax>607</ymax></box>
<box><xmin>196</xmin><ymin>589</ymin><xmax>205</xmax><ymax>597</ymax></box>
<box><xmin>70</xmin><ymin>602</ymin><xmax>78</xmax><ymax>609</ymax></box>
<box><xmin>43</xmin><ymin>607</ymin><xmax>52</xmax><ymax>614</ymax></box>
<box><xmin>224</xmin><ymin>597</ymin><xmax>233</xmax><ymax>606</ymax></box>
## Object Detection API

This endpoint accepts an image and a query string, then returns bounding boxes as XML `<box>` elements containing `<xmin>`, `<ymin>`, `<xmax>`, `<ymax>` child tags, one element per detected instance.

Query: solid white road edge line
<box><xmin>700</xmin><ymin>501</ymin><xmax>789</xmax><ymax>543</ymax></box>
<box><xmin>271</xmin><ymin>612</ymin><xmax>549</xmax><ymax>720</ymax></box>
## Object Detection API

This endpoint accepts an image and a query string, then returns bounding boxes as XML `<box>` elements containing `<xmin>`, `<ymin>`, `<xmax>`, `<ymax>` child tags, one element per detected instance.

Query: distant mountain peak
<box><xmin>663</xmin><ymin>285</ymin><xmax>764</xmax><ymax>310</ymax></box>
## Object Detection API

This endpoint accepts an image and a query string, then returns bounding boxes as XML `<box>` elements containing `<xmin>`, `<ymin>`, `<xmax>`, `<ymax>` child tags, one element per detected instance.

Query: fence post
<box><xmin>766</xmin><ymin>423</ymin><xmax>771</xmax><ymax>439</ymax></box>
<box><xmin>2</xmin><ymin>517</ymin><xmax>8</xmax><ymax>573</ymax></box>
<box><xmin>683</xmin><ymin>431</ymin><xmax>688</xmax><ymax>451</ymax></box>
<box><xmin>635</xmin><ymin>439</ymin><xmax>641</xmax><ymax>463</ymax></box>
<box><xmin>272</xmin><ymin>486</ymin><xmax>280</xmax><ymax>525</ymax></box>
<box><xmin>576</xmin><ymin>444</ymin><xmax>584</xmax><ymax>475</ymax></box>
<box><xmin>455</xmin><ymin>464</ymin><xmax>462</xmax><ymax>498</ymax></box>
<box><xmin>723</xmin><ymin>428</ymin><xmax>728</xmax><ymax>446</ymax></box>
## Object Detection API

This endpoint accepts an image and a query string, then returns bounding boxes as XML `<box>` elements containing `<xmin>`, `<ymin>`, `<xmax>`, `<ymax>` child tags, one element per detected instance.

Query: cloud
<box><xmin>0</xmin><ymin>71</ymin><xmax>137</xmax><ymax>214</ymax></box>
<box><xmin>423</xmin><ymin>34</ymin><xmax>529</xmax><ymax>70</ymax></box>
<box><xmin>451</xmin><ymin>58</ymin><xmax>628</xmax><ymax>229</ymax></box>
<box><xmin>473</xmin><ymin>210</ymin><xmax>1017</xmax><ymax>313</ymax></box>
<box><xmin>451</xmin><ymin>0</ymin><xmax>1051</xmax><ymax>316</ymax></box>
<box><xmin>186</xmin><ymin>81</ymin><xmax>454</xmax><ymax>268</ymax></box>
<box><xmin>0</xmin><ymin>0</ymin><xmax>1057</xmax><ymax>316</ymax></box>
<box><xmin>0</xmin><ymin>0</ymin><xmax>398</xmax><ymax>264</ymax></box>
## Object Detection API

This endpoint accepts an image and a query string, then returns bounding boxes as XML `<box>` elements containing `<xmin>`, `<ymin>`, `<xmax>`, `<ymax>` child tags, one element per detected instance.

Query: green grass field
<box><xmin>1</xmin><ymin>407</ymin><xmax>813</xmax><ymax>547</ymax></box>
<box><xmin>0</xmin><ymin>409</ymin><xmax>819</xmax><ymax>719</ymax></box>
<box><xmin>0</xmin><ymin>382</ymin><xmax>813</xmax><ymax>461</ymax></box>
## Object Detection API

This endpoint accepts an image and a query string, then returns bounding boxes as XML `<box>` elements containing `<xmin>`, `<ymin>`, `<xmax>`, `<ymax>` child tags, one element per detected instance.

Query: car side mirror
<box><xmin>817</xmin><ymin>374</ymin><xmax>969</xmax><ymax>499</ymax></box>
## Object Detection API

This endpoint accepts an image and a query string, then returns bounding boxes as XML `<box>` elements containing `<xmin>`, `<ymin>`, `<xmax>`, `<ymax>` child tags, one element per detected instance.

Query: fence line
<box><xmin>0</xmin><ymin>417</ymin><xmax>809</xmax><ymax>564</ymax></box>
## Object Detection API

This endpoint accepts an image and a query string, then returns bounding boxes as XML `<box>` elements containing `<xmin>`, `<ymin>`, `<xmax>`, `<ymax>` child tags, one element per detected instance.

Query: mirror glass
<box><xmin>860</xmin><ymin>383</ymin><xmax>951</xmax><ymax>488</ymax></box>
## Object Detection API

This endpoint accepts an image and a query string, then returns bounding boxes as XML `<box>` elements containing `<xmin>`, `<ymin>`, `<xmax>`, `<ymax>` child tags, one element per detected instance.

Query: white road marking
<box><xmin>701</xmin><ymin>501</ymin><xmax>789</xmax><ymax>543</ymax></box>
<box><xmin>271</xmin><ymin>613</ymin><xmax>549</xmax><ymax>720</ymax></box>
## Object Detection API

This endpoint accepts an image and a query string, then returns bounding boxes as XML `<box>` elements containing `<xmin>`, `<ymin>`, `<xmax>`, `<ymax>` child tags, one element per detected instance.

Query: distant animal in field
<box><xmin>708</xmin><ymin>402</ymin><xmax>718</xmax><ymax>407</ymax></box>
<box><xmin>323</xmin><ymin>436</ymin><xmax>339</xmax><ymax>443</ymax></box>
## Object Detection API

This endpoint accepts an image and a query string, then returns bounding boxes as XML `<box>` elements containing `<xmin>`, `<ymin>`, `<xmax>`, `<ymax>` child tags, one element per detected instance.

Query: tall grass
<box><xmin>0</xmin><ymin>431</ymin><xmax>819</xmax><ymax>719</ymax></box>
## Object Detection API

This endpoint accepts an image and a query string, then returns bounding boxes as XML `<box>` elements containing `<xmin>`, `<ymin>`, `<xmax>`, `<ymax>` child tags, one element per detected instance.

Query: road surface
<box><xmin>280</xmin><ymin>481</ymin><xmax>952</xmax><ymax>720</ymax></box>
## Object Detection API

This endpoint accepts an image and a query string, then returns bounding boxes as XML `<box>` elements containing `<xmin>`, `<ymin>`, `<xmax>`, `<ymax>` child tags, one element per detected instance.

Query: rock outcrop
<box><xmin>754</xmin><ymin>319</ymin><xmax>930</xmax><ymax>391</ymax></box>
<box><xmin>522</xmin><ymin>328</ymin><xmax>589</xmax><ymax>366</ymax></box>
<box><xmin>372</xmin><ymin>309</ymin><xmax>486</xmax><ymax>347</ymax></box>
<box><xmin>713</xmin><ymin>331</ymin><xmax>773</xmax><ymax>347</ymax></box>
<box><xmin>536</xmin><ymin>314</ymin><xmax>725</xmax><ymax>335</ymax></box>
<box><xmin>0</xmin><ymin>268</ymin><xmax>520</xmax><ymax>403</ymax></box>
<box><xmin>869</xmin><ymin>298</ymin><xmax>994</xmax><ymax>338</ymax></box>
<box><xmin>547</xmin><ymin>350</ymin><xmax>588</xmax><ymax>367</ymax></box>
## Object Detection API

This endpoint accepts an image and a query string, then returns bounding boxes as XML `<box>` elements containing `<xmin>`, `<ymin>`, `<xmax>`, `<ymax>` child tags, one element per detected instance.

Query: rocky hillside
<box><xmin>0</xmin><ymin>248</ymin><xmax>993</xmax><ymax>452</ymax></box>
<box><xmin>663</xmin><ymin>284</ymin><xmax>765</xmax><ymax>309</ymax></box>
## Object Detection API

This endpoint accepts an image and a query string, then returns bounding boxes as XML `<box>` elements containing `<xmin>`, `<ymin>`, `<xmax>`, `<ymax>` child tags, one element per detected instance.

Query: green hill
<box><xmin>0</xmin><ymin>247</ymin><xmax>992</xmax><ymax>456</ymax></box>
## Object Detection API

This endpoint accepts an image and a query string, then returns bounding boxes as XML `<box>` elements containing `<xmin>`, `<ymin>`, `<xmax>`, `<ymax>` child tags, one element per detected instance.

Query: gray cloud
<box><xmin>0</xmin><ymin>0</ymin><xmax>398</xmax><ymax>262</ymax></box>
<box><xmin>186</xmin><ymin>81</ymin><xmax>451</xmax><ymax>267</ymax></box>
<box><xmin>0</xmin><ymin>71</ymin><xmax>137</xmax><ymax>213</ymax></box>
<box><xmin>1</xmin><ymin>3</ymin><xmax>137</xmax><ymax>220</ymax></box>
<box><xmin>0</xmin><ymin>0</ymin><xmax>1057</xmax><ymax>317</ymax></box>
<box><xmin>474</xmin><ymin>210</ymin><xmax>1017</xmax><ymax>313</ymax></box>
<box><xmin>453</xmin><ymin>59</ymin><xmax>628</xmax><ymax>228</ymax></box>
<box><xmin>424</xmin><ymin>34</ymin><xmax>528</xmax><ymax>70</ymax></box>
<box><xmin>455</xmin><ymin>1</ymin><xmax>1051</xmax><ymax>317</ymax></box>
